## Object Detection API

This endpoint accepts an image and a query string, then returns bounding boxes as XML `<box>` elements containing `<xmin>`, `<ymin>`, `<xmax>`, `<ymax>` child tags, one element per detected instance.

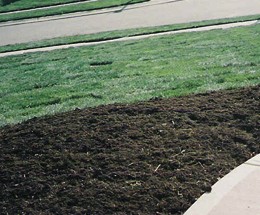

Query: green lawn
<box><xmin>0</xmin><ymin>0</ymin><xmax>149</xmax><ymax>22</ymax></box>
<box><xmin>0</xmin><ymin>0</ymin><xmax>89</xmax><ymax>12</ymax></box>
<box><xmin>1</xmin><ymin>23</ymin><xmax>260</xmax><ymax>127</ymax></box>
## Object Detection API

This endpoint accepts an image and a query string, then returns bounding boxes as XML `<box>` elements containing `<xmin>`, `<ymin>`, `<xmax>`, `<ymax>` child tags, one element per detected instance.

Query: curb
<box><xmin>0</xmin><ymin>20</ymin><xmax>258</xmax><ymax>58</ymax></box>
<box><xmin>184</xmin><ymin>154</ymin><xmax>260</xmax><ymax>215</ymax></box>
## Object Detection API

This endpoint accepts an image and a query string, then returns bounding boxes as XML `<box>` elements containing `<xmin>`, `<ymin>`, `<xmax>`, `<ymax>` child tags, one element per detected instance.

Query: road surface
<box><xmin>0</xmin><ymin>0</ymin><xmax>260</xmax><ymax>46</ymax></box>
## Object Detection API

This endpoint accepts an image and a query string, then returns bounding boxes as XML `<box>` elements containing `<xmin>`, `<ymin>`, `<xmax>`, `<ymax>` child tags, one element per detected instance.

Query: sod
<box><xmin>0</xmin><ymin>0</ymin><xmax>149</xmax><ymax>22</ymax></box>
<box><xmin>0</xmin><ymin>0</ymin><xmax>90</xmax><ymax>12</ymax></box>
<box><xmin>1</xmin><ymin>23</ymin><xmax>260</xmax><ymax>128</ymax></box>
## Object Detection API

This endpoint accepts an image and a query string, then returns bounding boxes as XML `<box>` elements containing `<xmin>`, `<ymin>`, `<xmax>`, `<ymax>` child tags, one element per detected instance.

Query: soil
<box><xmin>1</xmin><ymin>85</ymin><xmax>260</xmax><ymax>215</ymax></box>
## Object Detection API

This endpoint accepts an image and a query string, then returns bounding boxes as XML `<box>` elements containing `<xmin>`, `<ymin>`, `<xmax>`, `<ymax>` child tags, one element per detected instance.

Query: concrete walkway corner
<box><xmin>184</xmin><ymin>154</ymin><xmax>260</xmax><ymax>215</ymax></box>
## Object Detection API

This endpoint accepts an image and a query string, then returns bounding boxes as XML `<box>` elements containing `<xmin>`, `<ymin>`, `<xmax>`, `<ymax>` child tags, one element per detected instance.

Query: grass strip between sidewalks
<box><xmin>0</xmin><ymin>21</ymin><xmax>260</xmax><ymax>127</ymax></box>
<box><xmin>0</xmin><ymin>14</ymin><xmax>260</xmax><ymax>53</ymax></box>
<box><xmin>0</xmin><ymin>0</ymin><xmax>93</xmax><ymax>13</ymax></box>
<box><xmin>0</xmin><ymin>0</ymin><xmax>149</xmax><ymax>23</ymax></box>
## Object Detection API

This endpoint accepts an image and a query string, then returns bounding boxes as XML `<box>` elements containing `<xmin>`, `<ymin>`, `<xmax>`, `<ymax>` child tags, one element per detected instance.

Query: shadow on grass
<box><xmin>1</xmin><ymin>0</ymin><xmax>20</xmax><ymax>6</ymax></box>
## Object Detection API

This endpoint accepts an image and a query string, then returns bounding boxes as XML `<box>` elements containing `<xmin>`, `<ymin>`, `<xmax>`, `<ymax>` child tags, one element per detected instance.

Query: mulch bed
<box><xmin>1</xmin><ymin>85</ymin><xmax>260</xmax><ymax>214</ymax></box>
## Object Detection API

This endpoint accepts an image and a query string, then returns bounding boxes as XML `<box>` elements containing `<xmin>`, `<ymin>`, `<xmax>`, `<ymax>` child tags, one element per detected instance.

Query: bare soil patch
<box><xmin>1</xmin><ymin>85</ymin><xmax>260</xmax><ymax>214</ymax></box>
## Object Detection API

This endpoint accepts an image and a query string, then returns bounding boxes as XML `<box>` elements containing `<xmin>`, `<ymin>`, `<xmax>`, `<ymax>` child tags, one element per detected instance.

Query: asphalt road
<box><xmin>0</xmin><ymin>0</ymin><xmax>260</xmax><ymax>46</ymax></box>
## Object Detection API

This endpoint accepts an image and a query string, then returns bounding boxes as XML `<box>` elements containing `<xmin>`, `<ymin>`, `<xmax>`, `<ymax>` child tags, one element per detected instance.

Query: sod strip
<box><xmin>0</xmin><ymin>14</ymin><xmax>260</xmax><ymax>54</ymax></box>
<box><xmin>0</xmin><ymin>0</ymin><xmax>92</xmax><ymax>13</ymax></box>
<box><xmin>0</xmin><ymin>0</ymin><xmax>98</xmax><ymax>15</ymax></box>
<box><xmin>0</xmin><ymin>20</ymin><xmax>258</xmax><ymax>58</ymax></box>
<box><xmin>0</xmin><ymin>0</ymin><xmax>149</xmax><ymax>23</ymax></box>
<box><xmin>1</xmin><ymin>22</ymin><xmax>260</xmax><ymax>127</ymax></box>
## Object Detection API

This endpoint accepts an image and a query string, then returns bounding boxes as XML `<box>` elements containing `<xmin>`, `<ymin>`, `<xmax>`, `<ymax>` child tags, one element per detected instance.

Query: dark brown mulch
<box><xmin>1</xmin><ymin>85</ymin><xmax>260</xmax><ymax>215</ymax></box>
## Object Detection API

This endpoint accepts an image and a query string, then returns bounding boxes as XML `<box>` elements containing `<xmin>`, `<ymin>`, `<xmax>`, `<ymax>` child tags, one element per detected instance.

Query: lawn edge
<box><xmin>0</xmin><ymin>0</ymin><xmax>92</xmax><ymax>14</ymax></box>
<box><xmin>0</xmin><ymin>0</ymin><xmax>150</xmax><ymax>23</ymax></box>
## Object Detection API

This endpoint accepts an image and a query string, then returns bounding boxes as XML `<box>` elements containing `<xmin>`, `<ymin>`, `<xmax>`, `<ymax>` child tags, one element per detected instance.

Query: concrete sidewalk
<box><xmin>0</xmin><ymin>20</ymin><xmax>258</xmax><ymax>58</ymax></box>
<box><xmin>184</xmin><ymin>154</ymin><xmax>260</xmax><ymax>215</ymax></box>
<box><xmin>1</xmin><ymin>0</ymin><xmax>260</xmax><ymax>46</ymax></box>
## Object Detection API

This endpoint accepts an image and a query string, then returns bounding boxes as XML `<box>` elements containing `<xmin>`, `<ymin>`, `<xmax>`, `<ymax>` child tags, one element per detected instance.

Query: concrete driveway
<box><xmin>0</xmin><ymin>0</ymin><xmax>260</xmax><ymax>46</ymax></box>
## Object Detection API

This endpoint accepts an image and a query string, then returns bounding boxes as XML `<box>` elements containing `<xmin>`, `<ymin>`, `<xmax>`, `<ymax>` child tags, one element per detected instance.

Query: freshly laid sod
<box><xmin>0</xmin><ymin>23</ymin><xmax>260</xmax><ymax>127</ymax></box>
<box><xmin>0</xmin><ymin>0</ymin><xmax>149</xmax><ymax>22</ymax></box>
<box><xmin>1</xmin><ymin>14</ymin><xmax>260</xmax><ymax>54</ymax></box>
